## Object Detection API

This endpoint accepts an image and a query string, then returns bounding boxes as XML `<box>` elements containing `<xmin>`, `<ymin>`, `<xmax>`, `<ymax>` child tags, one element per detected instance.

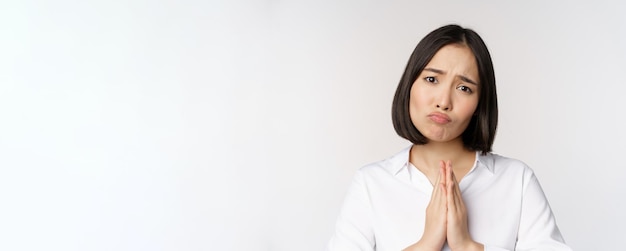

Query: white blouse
<box><xmin>327</xmin><ymin>146</ymin><xmax>572</xmax><ymax>251</ymax></box>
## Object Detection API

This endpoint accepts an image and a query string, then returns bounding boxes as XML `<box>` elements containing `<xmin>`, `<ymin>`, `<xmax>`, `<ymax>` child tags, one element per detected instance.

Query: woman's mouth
<box><xmin>428</xmin><ymin>112</ymin><xmax>451</xmax><ymax>124</ymax></box>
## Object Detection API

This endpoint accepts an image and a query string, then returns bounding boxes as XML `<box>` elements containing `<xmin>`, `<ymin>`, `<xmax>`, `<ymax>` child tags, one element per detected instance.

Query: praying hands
<box><xmin>403</xmin><ymin>161</ymin><xmax>484</xmax><ymax>251</ymax></box>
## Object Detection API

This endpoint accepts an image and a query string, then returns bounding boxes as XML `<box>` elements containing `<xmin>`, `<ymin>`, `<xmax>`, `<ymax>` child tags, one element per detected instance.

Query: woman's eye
<box><xmin>457</xmin><ymin>85</ymin><xmax>473</xmax><ymax>94</ymax></box>
<box><xmin>424</xmin><ymin>76</ymin><xmax>436</xmax><ymax>83</ymax></box>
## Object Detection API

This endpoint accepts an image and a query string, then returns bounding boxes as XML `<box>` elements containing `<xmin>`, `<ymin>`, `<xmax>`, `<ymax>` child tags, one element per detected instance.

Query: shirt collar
<box><xmin>388</xmin><ymin>145</ymin><xmax>495</xmax><ymax>175</ymax></box>
<box><xmin>388</xmin><ymin>146</ymin><xmax>411</xmax><ymax>175</ymax></box>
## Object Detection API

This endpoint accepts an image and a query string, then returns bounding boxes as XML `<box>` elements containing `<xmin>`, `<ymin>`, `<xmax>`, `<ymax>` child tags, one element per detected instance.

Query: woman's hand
<box><xmin>444</xmin><ymin>161</ymin><xmax>484</xmax><ymax>251</ymax></box>
<box><xmin>404</xmin><ymin>161</ymin><xmax>484</xmax><ymax>251</ymax></box>
<box><xmin>403</xmin><ymin>164</ymin><xmax>448</xmax><ymax>251</ymax></box>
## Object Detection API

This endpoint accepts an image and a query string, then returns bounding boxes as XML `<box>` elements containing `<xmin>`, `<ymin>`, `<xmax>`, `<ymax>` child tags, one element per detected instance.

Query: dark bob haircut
<box><xmin>391</xmin><ymin>24</ymin><xmax>498</xmax><ymax>154</ymax></box>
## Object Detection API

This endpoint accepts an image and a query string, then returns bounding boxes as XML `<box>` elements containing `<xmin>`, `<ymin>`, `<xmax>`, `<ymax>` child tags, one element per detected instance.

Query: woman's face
<box><xmin>409</xmin><ymin>44</ymin><xmax>480</xmax><ymax>143</ymax></box>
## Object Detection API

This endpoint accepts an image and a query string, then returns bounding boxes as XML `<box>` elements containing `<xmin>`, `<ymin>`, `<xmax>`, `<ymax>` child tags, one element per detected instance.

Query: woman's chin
<box><xmin>421</xmin><ymin>129</ymin><xmax>446</xmax><ymax>141</ymax></box>
<box><xmin>423</xmin><ymin>130</ymin><xmax>461</xmax><ymax>144</ymax></box>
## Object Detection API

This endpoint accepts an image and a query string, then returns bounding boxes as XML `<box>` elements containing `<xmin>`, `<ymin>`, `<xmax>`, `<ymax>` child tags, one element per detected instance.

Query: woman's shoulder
<box><xmin>481</xmin><ymin>152</ymin><xmax>536</xmax><ymax>177</ymax></box>
<box><xmin>357</xmin><ymin>146</ymin><xmax>412</xmax><ymax>175</ymax></box>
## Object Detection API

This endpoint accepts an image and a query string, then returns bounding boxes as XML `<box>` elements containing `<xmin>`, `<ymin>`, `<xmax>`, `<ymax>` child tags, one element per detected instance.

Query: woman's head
<box><xmin>392</xmin><ymin>24</ymin><xmax>497</xmax><ymax>154</ymax></box>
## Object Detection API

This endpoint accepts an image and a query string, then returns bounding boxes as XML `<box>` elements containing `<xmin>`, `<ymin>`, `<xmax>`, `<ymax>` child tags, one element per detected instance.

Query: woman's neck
<box><xmin>409</xmin><ymin>138</ymin><xmax>474</xmax><ymax>173</ymax></box>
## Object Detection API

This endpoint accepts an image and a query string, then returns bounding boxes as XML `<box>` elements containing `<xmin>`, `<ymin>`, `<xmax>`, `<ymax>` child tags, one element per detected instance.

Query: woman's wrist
<box><xmin>402</xmin><ymin>240</ymin><xmax>441</xmax><ymax>251</ymax></box>
<box><xmin>448</xmin><ymin>240</ymin><xmax>484</xmax><ymax>251</ymax></box>
<box><xmin>464</xmin><ymin>241</ymin><xmax>484</xmax><ymax>251</ymax></box>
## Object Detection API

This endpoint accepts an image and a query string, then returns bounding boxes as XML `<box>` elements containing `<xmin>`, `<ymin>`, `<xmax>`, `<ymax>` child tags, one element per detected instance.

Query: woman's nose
<box><xmin>436</xmin><ymin>91</ymin><xmax>452</xmax><ymax>111</ymax></box>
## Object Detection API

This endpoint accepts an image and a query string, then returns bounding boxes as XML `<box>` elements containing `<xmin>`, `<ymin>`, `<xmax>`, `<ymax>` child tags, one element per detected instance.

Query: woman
<box><xmin>327</xmin><ymin>25</ymin><xmax>572</xmax><ymax>251</ymax></box>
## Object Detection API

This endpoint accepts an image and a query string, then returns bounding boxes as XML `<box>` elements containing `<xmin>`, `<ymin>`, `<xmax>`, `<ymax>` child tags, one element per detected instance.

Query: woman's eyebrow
<box><xmin>459</xmin><ymin>76</ymin><xmax>478</xmax><ymax>86</ymax></box>
<box><xmin>423</xmin><ymin>67</ymin><xmax>444</xmax><ymax>74</ymax></box>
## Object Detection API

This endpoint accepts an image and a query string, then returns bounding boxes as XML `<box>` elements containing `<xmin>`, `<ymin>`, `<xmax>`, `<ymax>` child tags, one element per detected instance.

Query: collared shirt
<box><xmin>327</xmin><ymin>146</ymin><xmax>572</xmax><ymax>251</ymax></box>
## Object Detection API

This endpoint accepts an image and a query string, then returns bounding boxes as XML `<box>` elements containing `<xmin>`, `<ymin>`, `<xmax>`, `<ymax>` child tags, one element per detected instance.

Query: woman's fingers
<box><xmin>444</xmin><ymin>160</ymin><xmax>478</xmax><ymax>250</ymax></box>
<box><xmin>415</xmin><ymin>160</ymin><xmax>449</xmax><ymax>250</ymax></box>
<box><xmin>430</xmin><ymin>162</ymin><xmax>444</xmax><ymax>203</ymax></box>
<box><xmin>431</xmin><ymin>162</ymin><xmax>447</xmax><ymax>203</ymax></box>
<box><xmin>444</xmin><ymin>160</ymin><xmax>465</xmax><ymax>212</ymax></box>
<box><xmin>450</xmin><ymin>168</ymin><xmax>465</xmax><ymax>212</ymax></box>
<box><xmin>445</xmin><ymin>161</ymin><xmax>456</xmax><ymax>212</ymax></box>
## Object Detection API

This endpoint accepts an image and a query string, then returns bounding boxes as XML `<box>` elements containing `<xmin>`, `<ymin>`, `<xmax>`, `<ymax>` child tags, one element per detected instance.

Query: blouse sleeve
<box><xmin>512</xmin><ymin>173</ymin><xmax>573</xmax><ymax>251</ymax></box>
<box><xmin>327</xmin><ymin>170</ymin><xmax>376</xmax><ymax>251</ymax></box>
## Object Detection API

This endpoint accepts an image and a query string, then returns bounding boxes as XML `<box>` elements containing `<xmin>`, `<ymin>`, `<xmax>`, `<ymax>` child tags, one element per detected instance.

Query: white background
<box><xmin>1</xmin><ymin>0</ymin><xmax>625</xmax><ymax>250</ymax></box>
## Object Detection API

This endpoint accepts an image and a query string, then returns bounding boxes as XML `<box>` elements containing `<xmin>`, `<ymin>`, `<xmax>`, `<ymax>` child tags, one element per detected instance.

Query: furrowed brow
<box><xmin>423</xmin><ymin>68</ymin><xmax>444</xmax><ymax>74</ymax></box>
<box><xmin>424</xmin><ymin>67</ymin><xmax>478</xmax><ymax>86</ymax></box>
<box><xmin>459</xmin><ymin>75</ymin><xmax>478</xmax><ymax>86</ymax></box>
